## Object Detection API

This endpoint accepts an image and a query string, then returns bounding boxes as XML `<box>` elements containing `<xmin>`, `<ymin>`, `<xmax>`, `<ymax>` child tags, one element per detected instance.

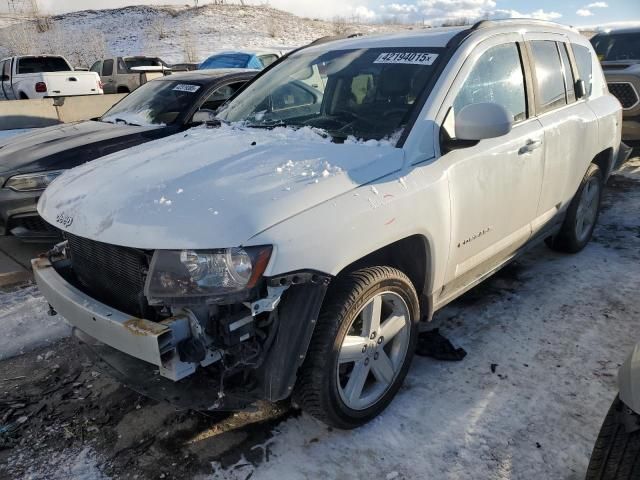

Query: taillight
<box><xmin>98</xmin><ymin>80</ymin><xmax>104</xmax><ymax>90</ymax></box>
<box><xmin>35</xmin><ymin>82</ymin><xmax>47</xmax><ymax>93</ymax></box>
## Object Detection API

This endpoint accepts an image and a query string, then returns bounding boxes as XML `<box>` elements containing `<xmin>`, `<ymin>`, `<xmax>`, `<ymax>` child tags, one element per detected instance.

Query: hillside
<box><xmin>0</xmin><ymin>4</ymin><xmax>413</xmax><ymax>66</ymax></box>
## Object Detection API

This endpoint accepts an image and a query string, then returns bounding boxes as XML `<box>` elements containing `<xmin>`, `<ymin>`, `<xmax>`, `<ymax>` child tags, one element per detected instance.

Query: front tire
<box><xmin>586</xmin><ymin>396</ymin><xmax>640</xmax><ymax>479</ymax></box>
<box><xmin>296</xmin><ymin>266</ymin><xmax>419</xmax><ymax>429</ymax></box>
<box><xmin>546</xmin><ymin>163</ymin><xmax>603</xmax><ymax>253</ymax></box>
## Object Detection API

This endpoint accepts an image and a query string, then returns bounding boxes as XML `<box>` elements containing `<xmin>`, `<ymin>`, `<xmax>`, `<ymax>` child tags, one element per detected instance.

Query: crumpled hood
<box><xmin>0</xmin><ymin>121</ymin><xmax>161</xmax><ymax>176</ymax></box>
<box><xmin>38</xmin><ymin>125</ymin><xmax>403</xmax><ymax>249</ymax></box>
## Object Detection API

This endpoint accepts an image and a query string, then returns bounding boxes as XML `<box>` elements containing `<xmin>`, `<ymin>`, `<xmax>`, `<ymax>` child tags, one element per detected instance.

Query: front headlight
<box><xmin>4</xmin><ymin>170</ymin><xmax>65</xmax><ymax>192</ymax></box>
<box><xmin>144</xmin><ymin>246</ymin><xmax>272</xmax><ymax>299</ymax></box>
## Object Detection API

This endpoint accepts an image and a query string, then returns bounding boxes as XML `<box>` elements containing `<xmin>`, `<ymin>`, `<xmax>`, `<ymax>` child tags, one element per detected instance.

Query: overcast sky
<box><xmin>5</xmin><ymin>0</ymin><xmax>640</xmax><ymax>27</ymax></box>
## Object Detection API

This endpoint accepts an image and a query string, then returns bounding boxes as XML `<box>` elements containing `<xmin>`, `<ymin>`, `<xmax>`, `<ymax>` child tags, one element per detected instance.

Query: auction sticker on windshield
<box><xmin>173</xmin><ymin>84</ymin><xmax>201</xmax><ymax>93</ymax></box>
<box><xmin>374</xmin><ymin>52</ymin><xmax>438</xmax><ymax>66</ymax></box>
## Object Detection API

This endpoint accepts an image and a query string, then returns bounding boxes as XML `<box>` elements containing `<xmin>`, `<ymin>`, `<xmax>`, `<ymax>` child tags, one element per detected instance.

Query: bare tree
<box><xmin>149</xmin><ymin>16</ymin><xmax>168</xmax><ymax>40</ymax></box>
<box><xmin>182</xmin><ymin>28</ymin><xmax>198</xmax><ymax>63</ymax></box>
<box><xmin>332</xmin><ymin>16</ymin><xmax>349</xmax><ymax>35</ymax></box>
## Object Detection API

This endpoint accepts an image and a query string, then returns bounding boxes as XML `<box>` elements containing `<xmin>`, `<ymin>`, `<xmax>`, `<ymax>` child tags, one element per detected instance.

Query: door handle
<box><xmin>519</xmin><ymin>139</ymin><xmax>542</xmax><ymax>155</ymax></box>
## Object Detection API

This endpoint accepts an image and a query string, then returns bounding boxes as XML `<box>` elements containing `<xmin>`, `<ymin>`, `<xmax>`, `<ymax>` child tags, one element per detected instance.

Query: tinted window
<box><xmin>200</xmin><ymin>54</ymin><xmax>250</xmax><ymax>69</ymax></box>
<box><xmin>558</xmin><ymin>43</ymin><xmax>575</xmax><ymax>103</ymax></box>
<box><xmin>454</xmin><ymin>43</ymin><xmax>527</xmax><ymax>122</ymax></box>
<box><xmin>102</xmin><ymin>59</ymin><xmax>114</xmax><ymax>76</ymax></box>
<box><xmin>2</xmin><ymin>60</ymin><xmax>9</xmax><ymax>78</ymax></box>
<box><xmin>117</xmin><ymin>58</ymin><xmax>128</xmax><ymax>74</ymax></box>
<box><xmin>573</xmin><ymin>44</ymin><xmax>593</xmax><ymax>96</ymax></box>
<box><xmin>591</xmin><ymin>33</ymin><xmax>640</xmax><ymax>61</ymax></box>
<box><xmin>530</xmin><ymin>40</ymin><xmax>567</xmax><ymax>113</ymax></box>
<box><xmin>17</xmin><ymin>56</ymin><xmax>71</xmax><ymax>74</ymax></box>
<box><xmin>124</xmin><ymin>57</ymin><xmax>163</xmax><ymax>69</ymax></box>
<box><xmin>90</xmin><ymin>61</ymin><xmax>101</xmax><ymax>73</ymax></box>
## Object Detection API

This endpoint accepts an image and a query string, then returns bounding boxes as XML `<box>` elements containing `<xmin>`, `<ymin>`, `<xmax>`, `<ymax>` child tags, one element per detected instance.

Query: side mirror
<box><xmin>575</xmin><ymin>79</ymin><xmax>587</xmax><ymax>100</ymax></box>
<box><xmin>455</xmin><ymin>103</ymin><xmax>513</xmax><ymax>141</ymax></box>
<box><xmin>0</xmin><ymin>74</ymin><xmax>9</xmax><ymax>82</ymax></box>
<box><xmin>191</xmin><ymin>109</ymin><xmax>220</xmax><ymax>125</ymax></box>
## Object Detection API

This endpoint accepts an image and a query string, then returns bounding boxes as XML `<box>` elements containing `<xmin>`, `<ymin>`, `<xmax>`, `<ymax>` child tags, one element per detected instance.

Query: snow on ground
<box><xmin>0</xmin><ymin>284</ymin><xmax>70</xmax><ymax>360</ymax></box>
<box><xmin>0</xmin><ymin>5</ymin><xmax>413</xmax><ymax>66</ymax></box>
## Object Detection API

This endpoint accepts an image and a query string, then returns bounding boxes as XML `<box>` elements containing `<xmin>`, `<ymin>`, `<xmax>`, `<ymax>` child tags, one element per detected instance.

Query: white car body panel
<box><xmin>38</xmin><ymin>126</ymin><xmax>403</xmax><ymax>249</ymax></box>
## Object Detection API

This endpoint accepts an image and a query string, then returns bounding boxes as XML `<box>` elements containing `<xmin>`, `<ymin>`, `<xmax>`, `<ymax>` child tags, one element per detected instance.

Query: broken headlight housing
<box><xmin>144</xmin><ymin>246</ymin><xmax>272</xmax><ymax>298</ymax></box>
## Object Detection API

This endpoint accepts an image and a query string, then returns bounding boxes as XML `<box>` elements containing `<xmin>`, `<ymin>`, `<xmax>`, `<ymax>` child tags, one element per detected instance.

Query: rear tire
<box><xmin>586</xmin><ymin>396</ymin><xmax>640</xmax><ymax>480</ymax></box>
<box><xmin>546</xmin><ymin>163</ymin><xmax>603</xmax><ymax>253</ymax></box>
<box><xmin>295</xmin><ymin>266</ymin><xmax>419</xmax><ymax>429</ymax></box>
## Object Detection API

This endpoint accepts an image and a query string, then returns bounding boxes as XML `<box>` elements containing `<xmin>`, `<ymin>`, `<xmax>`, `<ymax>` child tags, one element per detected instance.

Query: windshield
<box><xmin>101</xmin><ymin>80</ymin><xmax>203</xmax><ymax>126</ymax></box>
<box><xmin>217</xmin><ymin>48</ymin><xmax>441</xmax><ymax>142</ymax></box>
<box><xmin>17</xmin><ymin>56</ymin><xmax>71</xmax><ymax>74</ymax></box>
<box><xmin>592</xmin><ymin>33</ymin><xmax>640</xmax><ymax>61</ymax></box>
<box><xmin>200</xmin><ymin>53</ymin><xmax>254</xmax><ymax>69</ymax></box>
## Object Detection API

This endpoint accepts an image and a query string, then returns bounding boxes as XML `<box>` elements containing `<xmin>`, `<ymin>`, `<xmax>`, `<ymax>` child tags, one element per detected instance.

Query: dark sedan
<box><xmin>0</xmin><ymin>69</ymin><xmax>256</xmax><ymax>241</ymax></box>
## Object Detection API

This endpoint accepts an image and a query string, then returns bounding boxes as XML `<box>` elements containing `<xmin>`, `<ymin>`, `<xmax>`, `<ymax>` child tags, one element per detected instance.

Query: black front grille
<box><xmin>609</xmin><ymin>82</ymin><xmax>639</xmax><ymax>109</ymax></box>
<box><xmin>66</xmin><ymin>233</ymin><xmax>149</xmax><ymax>317</ymax></box>
<box><xmin>8</xmin><ymin>215</ymin><xmax>59</xmax><ymax>233</ymax></box>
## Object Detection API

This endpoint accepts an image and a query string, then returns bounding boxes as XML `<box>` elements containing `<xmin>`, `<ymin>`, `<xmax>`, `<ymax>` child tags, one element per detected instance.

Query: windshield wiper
<box><xmin>102</xmin><ymin>117</ymin><xmax>141</xmax><ymax>127</ymax></box>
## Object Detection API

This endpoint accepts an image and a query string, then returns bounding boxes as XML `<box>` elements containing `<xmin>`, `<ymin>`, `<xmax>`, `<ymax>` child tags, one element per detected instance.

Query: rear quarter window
<box><xmin>572</xmin><ymin>44</ymin><xmax>593</xmax><ymax>97</ymax></box>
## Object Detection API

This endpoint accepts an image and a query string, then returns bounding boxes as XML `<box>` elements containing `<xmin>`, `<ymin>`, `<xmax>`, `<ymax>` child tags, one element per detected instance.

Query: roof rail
<box><xmin>307</xmin><ymin>32</ymin><xmax>364</xmax><ymax>47</ymax></box>
<box><xmin>471</xmin><ymin>18</ymin><xmax>572</xmax><ymax>30</ymax></box>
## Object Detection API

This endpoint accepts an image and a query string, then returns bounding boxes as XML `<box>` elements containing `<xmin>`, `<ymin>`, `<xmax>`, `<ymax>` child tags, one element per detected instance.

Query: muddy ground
<box><xmin>1</xmin><ymin>162</ymin><xmax>639</xmax><ymax>480</ymax></box>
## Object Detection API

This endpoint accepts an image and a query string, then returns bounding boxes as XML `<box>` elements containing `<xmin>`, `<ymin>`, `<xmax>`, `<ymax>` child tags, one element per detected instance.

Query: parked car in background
<box><xmin>0</xmin><ymin>55</ymin><xmax>103</xmax><ymax>100</ymax></box>
<box><xmin>34</xmin><ymin>20</ymin><xmax>626</xmax><ymax>429</ymax></box>
<box><xmin>591</xmin><ymin>27</ymin><xmax>640</xmax><ymax>143</ymax></box>
<box><xmin>170</xmin><ymin>63</ymin><xmax>199</xmax><ymax>72</ymax></box>
<box><xmin>587</xmin><ymin>343</ymin><xmax>640</xmax><ymax>479</ymax></box>
<box><xmin>90</xmin><ymin>56</ymin><xmax>170</xmax><ymax>94</ymax></box>
<box><xmin>199</xmin><ymin>50</ymin><xmax>283</xmax><ymax>70</ymax></box>
<box><xmin>0</xmin><ymin>69</ymin><xmax>256</xmax><ymax>241</ymax></box>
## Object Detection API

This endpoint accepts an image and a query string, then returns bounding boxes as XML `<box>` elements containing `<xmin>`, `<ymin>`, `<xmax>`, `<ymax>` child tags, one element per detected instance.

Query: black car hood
<box><xmin>0</xmin><ymin>121</ymin><xmax>172</xmax><ymax>176</ymax></box>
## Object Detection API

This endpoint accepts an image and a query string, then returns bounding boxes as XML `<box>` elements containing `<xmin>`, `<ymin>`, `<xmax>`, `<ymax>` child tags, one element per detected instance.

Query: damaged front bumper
<box><xmin>32</xmin><ymin>256</ymin><xmax>206</xmax><ymax>381</ymax></box>
<box><xmin>32</xmin><ymin>254</ymin><xmax>331</xmax><ymax>407</ymax></box>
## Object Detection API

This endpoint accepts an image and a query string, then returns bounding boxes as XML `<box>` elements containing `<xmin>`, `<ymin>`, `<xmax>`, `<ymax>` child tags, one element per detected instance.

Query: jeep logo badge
<box><xmin>56</xmin><ymin>212</ymin><xmax>73</xmax><ymax>228</ymax></box>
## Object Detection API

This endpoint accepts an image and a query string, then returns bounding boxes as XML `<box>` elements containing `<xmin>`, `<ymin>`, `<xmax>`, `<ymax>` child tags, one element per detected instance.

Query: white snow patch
<box><xmin>8</xmin><ymin>446</ymin><xmax>108</xmax><ymax>480</ymax></box>
<box><xmin>0</xmin><ymin>285</ymin><xmax>70</xmax><ymax>360</ymax></box>
<box><xmin>101</xmin><ymin>111</ymin><xmax>163</xmax><ymax>128</ymax></box>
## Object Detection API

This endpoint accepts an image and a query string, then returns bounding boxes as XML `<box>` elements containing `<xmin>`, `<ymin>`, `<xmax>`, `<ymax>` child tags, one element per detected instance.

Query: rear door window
<box><xmin>117</xmin><ymin>58</ymin><xmax>128</xmax><ymax>74</ymax></box>
<box><xmin>530</xmin><ymin>40</ymin><xmax>567</xmax><ymax>113</ymax></box>
<box><xmin>102</xmin><ymin>59</ymin><xmax>114</xmax><ymax>77</ymax></box>
<box><xmin>454</xmin><ymin>42</ymin><xmax>527</xmax><ymax>123</ymax></box>
<box><xmin>572</xmin><ymin>44</ymin><xmax>593</xmax><ymax>97</ymax></box>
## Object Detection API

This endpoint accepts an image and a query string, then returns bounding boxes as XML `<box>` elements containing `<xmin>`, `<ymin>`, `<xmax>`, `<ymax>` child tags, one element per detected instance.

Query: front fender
<box><xmin>619</xmin><ymin>343</ymin><xmax>640</xmax><ymax>413</ymax></box>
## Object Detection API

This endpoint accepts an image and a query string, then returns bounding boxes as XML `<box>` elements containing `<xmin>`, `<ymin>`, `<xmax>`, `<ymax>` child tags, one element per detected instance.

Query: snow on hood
<box><xmin>38</xmin><ymin>124</ymin><xmax>404</xmax><ymax>249</ymax></box>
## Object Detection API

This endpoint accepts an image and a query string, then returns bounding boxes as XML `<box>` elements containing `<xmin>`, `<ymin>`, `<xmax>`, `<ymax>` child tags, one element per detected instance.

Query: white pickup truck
<box><xmin>0</xmin><ymin>55</ymin><xmax>103</xmax><ymax>100</ymax></box>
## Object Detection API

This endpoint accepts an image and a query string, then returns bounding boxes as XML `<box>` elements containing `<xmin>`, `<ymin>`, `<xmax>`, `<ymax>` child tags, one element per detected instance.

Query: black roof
<box><xmin>158</xmin><ymin>68</ymin><xmax>259</xmax><ymax>84</ymax></box>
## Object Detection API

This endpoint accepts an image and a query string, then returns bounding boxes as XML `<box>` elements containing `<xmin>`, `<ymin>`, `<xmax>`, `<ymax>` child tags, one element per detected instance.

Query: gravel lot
<box><xmin>0</xmin><ymin>158</ymin><xmax>639</xmax><ymax>480</ymax></box>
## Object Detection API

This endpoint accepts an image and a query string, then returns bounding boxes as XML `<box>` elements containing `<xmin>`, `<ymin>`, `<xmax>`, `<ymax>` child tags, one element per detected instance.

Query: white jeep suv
<box><xmin>33</xmin><ymin>20</ymin><xmax>626</xmax><ymax>429</ymax></box>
